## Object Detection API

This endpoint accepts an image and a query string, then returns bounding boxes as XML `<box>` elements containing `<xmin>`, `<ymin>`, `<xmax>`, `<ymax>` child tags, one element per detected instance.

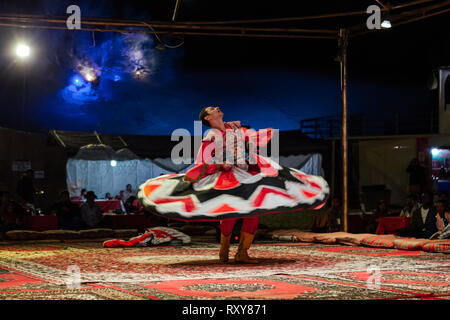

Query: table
<box><xmin>23</xmin><ymin>215</ymin><xmax>58</xmax><ymax>231</ymax></box>
<box><xmin>72</xmin><ymin>200</ymin><xmax>125</xmax><ymax>213</ymax></box>
<box><xmin>376</xmin><ymin>217</ymin><xmax>411</xmax><ymax>235</ymax></box>
<box><xmin>103</xmin><ymin>214</ymin><xmax>153</xmax><ymax>229</ymax></box>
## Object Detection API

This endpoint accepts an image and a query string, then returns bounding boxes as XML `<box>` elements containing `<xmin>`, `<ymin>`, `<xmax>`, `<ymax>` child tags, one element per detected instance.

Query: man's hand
<box><xmin>436</xmin><ymin>214</ymin><xmax>445</xmax><ymax>232</ymax></box>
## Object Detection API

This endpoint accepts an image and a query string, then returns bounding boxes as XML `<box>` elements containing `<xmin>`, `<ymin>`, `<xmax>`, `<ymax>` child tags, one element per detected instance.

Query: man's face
<box><xmin>421</xmin><ymin>193</ymin><xmax>432</xmax><ymax>205</ymax></box>
<box><xmin>205</xmin><ymin>106</ymin><xmax>223</xmax><ymax>123</ymax></box>
<box><xmin>406</xmin><ymin>198</ymin><xmax>414</xmax><ymax>208</ymax></box>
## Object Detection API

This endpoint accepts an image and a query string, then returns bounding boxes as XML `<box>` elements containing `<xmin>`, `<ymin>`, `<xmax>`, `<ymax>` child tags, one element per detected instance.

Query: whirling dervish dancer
<box><xmin>137</xmin><ymin>106</ymin><xmax>329</xmax><ymax>263</ymax></box>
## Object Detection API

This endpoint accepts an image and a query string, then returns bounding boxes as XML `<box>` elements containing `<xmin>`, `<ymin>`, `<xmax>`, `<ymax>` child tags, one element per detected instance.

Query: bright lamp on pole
<box><xmin>16</xmin><ymin>44</ymin><xmax>30</xmax><ymax>58</ymax></box>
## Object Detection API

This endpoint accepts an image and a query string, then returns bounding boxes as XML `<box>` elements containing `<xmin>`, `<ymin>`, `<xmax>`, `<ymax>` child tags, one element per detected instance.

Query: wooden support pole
<box><xmin>339</xmin><ymin>28</ymin><xmax>349</xmax><ymax>232</ymax></box>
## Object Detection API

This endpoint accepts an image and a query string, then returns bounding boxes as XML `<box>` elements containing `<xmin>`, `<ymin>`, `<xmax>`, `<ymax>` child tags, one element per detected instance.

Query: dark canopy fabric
<box><xmin>50</xmin><ymin>129</ymin><xmax>330</xmax><ymax>158</ymax></box>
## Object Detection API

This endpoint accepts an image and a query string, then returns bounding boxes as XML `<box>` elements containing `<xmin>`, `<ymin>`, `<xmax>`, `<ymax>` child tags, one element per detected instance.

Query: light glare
<box><xmin>381</xmin><ymin>20</ymin><xmax>392</xmax><ymax>29</ymax></box>
<box><xmin>16</xmin><ymin>44</ymin><xmax>30</xmax><ymax>58</ymax></box>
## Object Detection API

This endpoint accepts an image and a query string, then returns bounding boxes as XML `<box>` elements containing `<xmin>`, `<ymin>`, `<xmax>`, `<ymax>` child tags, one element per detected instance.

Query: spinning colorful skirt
<box><xmin>137</xmin><ymin>126</ymin><xmax>329</xmax><ymax>222</ymax></box>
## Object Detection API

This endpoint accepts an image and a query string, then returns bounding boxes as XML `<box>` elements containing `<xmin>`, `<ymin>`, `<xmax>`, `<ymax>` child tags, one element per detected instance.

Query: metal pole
<box><xmin>172</xmin><ymin>0</ymin><xmax>182</xmax><ymax>22</ymax></box>
<box><xmin>22</xmin><ymin>65</ymin><xmax>26</xmax><ymax>130</ymax></box>
<box><xmin>339</xmin><ymin>28</ymin><xmax>349</xmax><ymax>232</ymax></box>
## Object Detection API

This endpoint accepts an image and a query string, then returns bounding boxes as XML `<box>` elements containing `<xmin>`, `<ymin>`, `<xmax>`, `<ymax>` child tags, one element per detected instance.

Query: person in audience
<box><xmin>115</xmin><ymin>190</ymin><xmax>125</xmax><ymax>201</ymax></box>
<box><xmin>439</xmin><ymin>158</ymin><xmax>449</xmax><ymax>180</ymax></box>
<box><xmin>48</xmin><ymin>190</ymin><xmax>81</xmax><ymax>230</ymax></box>
<box><xmin>435</xmin><ymin>199</ymin><xmax>449</xmax><ymax>224</ymax></box>
<box><xmin>396</xmin><ymin>191</ymin><xmax>437</xmax><ymax>239</ymax></box>
<box><xmin>105</xmin><ymin>192</ymin><xmax>113</xmax><ymax>200</ymax></box>
<box><xmin>16</xmin><ymin>169</ymin><xmax>35</xmax><ymax>205</ymax></box>
<box><xmin>433</xmin><ymin>201</ymin><xmax>450</xmax><ymax>239</ymax></box>
<box><xmin>311</xmin><ymin>197</ymin><xmax>341</xmax><ymax>233</ymax></box>
<box><xmin>123</xmin><ymin>184</ymin><xmax>136</xmax><ymax>203</ymax></box>
<box><xmin>437</xmin><ymin>191</ymin><xmax>449</xmax><ymax>207</ymax></box>
<box><xmin>123</xmin><ymin>184</ymin><xmax>137</xmax><ymax>213</ymax></box>
<box><xmin>327</xmin><ymin>197</ymin><xmax>342</xmax><ymax>232</ymax></box>
<box><xmin>406</xmin><ymin>158</ymin><xmax>426</xmax><ymax>197</ymax></box>
<box><xmin>80</xmin><ymin>191</ymin><xmax>104</xmax><ymax>229</ymax></box>
<box><xmin>364</xmin><ymin>199</ymin><xmax>389</xmax><ymax>234</ymax></box>
<box><xmin>71</xmin><ymin>188</ymin><xmax>86</xmax><ymax>201</ymax></box>
<box><xmin>399</xmin><ymin>194</ymin><xmax>419</xmax><ymax>218</ymax></box>
<box><xmin>0</xmin><ymin>191</ymin><xmax>26</xmax><ymax>232</ymax></box>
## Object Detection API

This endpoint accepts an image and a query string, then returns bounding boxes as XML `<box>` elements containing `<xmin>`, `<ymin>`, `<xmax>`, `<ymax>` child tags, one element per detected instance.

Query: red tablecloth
<box><xmin>132</xmin><ymin>199</ymin><xmax>143</xmax><ymax>212</ymax></box>
<box><xmin>376</xmin><ymin>217</ymin><xmax>411</xmax><ymax>235</ymax></box>
<box><xmin>23</xmin><ymin>215</ymin><xmax>58</xmax><ymax>231</ymax></box>
<box><xmin>72</xmin><ymin>200</ymin><xmax>123</xmax><ymax>213</ymax></box>
<box><xmin>103</xmin><ymin>214</ymin><xmax>153</xmax><ymax>229</ymax></box>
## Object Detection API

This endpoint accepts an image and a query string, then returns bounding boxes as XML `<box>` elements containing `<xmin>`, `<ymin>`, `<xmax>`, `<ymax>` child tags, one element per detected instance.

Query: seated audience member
<box><xmin>326</xmin><ymin>197</ymin><xmax>342</xmax><ymax>232</ymax></box>
<box><xmin>115</xmin><ymin>190</ymin><xmax>125</xmax><ymax>201</ymax></box>
<box><xmin>122</xmin><ymin>184</ymin><xmax>137</xmax><ymax>212</ymax></box>
<box><xmin>399</xmin><ymin>194</ymin><xmax>419</xmax><ymax>218</ymax></box>
<box><xmin>0</xmin><ymin>191</ymin><xmax>26</xmax><ymax>232</ymax></box>
<box><xmin>406</xmin><ymin>158</ymin><xmax>426</xmax><ymax>197</ymax></box>
<box><xmin>311</xmin><ymin>197</ymin><xmax>341</xmax><ymax>233</ymax></box>
<box><xmin>433</xmin><ymin>201</ymin><xmax>450</xmax><ymax>239</ymax></box>
<box><xmin>435</xmin><ymin>199</ymin><xmax>449</xmax><ymax>221</ymax></box>
<box><xmin>16</xmin><ymin>169</ymin><xmax>35</xmax><ymax>205</ymax></box>
<box><xmin>105</xmin><ymin>192</ymin><xmax>113</xmax><ymax>200</ymax></box>
<box><xmin>123</xmin><ymin>184</ymin><xmax>136</xmax><ymax>203</ymax></box>
<box><xmin>437</xmin><ymin>191</ymin><xmax>449</xmax><ymax>207</ymax></box>
<box><xmin>438</xmin><ymin>158</ymin><xmax>449</xmax><ymax>180</ymax></box>
<box><xmin>396</xmin><ymin>191</ymin><xmax>437</xmax><ymax>239</ymax></box>
<box><xmin>124</xmin><ymin>197</ymin><xmax>138</xmax><ymax>213</ymax></box>
<box><xmin>364</xmin><ymin>199</ymin><xmax>390</xmax><ymax>234</ymax></box>
<box><xmin>48</xmin><ymin>190</ymin><xmax>81</xmax><ymax>230</ymax></box>
<box><xmin>71</xmin><ymin>188</ymin><xmax>86</xmax><ymax>201</ymax></box>
<box><xmin>80</xmin><ymin>191</ymin><xmax>104</xmax><ymax>229</ymax></box>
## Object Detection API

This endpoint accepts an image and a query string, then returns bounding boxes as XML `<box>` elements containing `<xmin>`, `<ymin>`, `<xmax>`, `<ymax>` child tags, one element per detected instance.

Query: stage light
<box><xmin>113</xmin><ymin>75</ymin><xmax>121</xmax><ymax>82</ymax></box>
<box><xmin>16</xmin><ymin>44</ymin><xmax>30</xmax><ymax>58</ymax></box>
<box><xmin>84</xmin><ymin>72</ymin><xmax>96</xmax><ymax>82</ymax></box>
<box><xmin>381</xmin><ymin>19</ymin><xmax>392</xmax><ymax>29</ymax></box>
<box><xmin>110</xmin><ymin>160</ymin><xmax>117</xmax><ymax>167</ymax></box>
<box><xmin>431</xmin><ymin>148</ymin><xmax>440</xmax><ymax>157</ymax></box>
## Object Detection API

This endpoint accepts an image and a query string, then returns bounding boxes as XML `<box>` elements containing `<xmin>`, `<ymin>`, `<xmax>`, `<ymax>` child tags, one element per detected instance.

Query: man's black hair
<box><xmin>199</xmin><ymin>107</ymin><xmax>211</xmax><ymax>127</ymax></box>
<box><xmin>436</xmin><ymin>199</ymin><xmax>448</xmax><ymax>208</ymax></box>
<box><xmin>85</xmin><ymin>191</ymin><xmax>97</xmax><ymax>199</ymax></box>
<box><xmin>60</xmin><ymin>190</ymin><xmax>70</xmax><ymax>197</ymax></box>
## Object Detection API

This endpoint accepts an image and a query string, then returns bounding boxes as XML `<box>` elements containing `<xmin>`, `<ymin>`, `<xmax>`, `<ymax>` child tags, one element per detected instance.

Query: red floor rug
<box><xmin>0</xmin><ymin>240</ymin><xmax>448</xmax><ymax>299</ymax></box>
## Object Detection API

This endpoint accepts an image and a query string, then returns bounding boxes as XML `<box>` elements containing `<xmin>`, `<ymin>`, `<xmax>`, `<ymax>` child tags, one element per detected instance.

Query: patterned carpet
<box><xmin>0</xmin><ymin>238</ymin><xmax>448</xmax><ymax>300</ymax></box>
